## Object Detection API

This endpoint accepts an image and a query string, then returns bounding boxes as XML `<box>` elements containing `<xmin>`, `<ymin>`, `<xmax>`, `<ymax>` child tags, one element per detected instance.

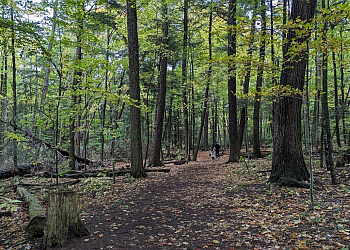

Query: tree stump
<box><xmin>43</xmin><ymin>190</ymin><xmax>89</xmax><ymax>248</ymax></box>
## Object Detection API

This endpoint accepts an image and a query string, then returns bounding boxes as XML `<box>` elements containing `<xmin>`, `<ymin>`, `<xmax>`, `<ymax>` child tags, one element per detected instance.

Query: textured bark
<box><xmin>270</xmin><ymin>0</ymin><xmax>316</xmax><ymax>186</ymax></box>
<box><xmin>227</xmin><ymin>0</ymin><xmax>239</xmax><ymax>162</ymax></box>
<box><xmin>127</xmin><ymin>0</ymin><xmax>146</xmax><ymax>178</ymax></box>
<box><xmin>151</xmin><ymin>4</ymin><xmax>168</xmax><ymax>166</ymax></box>
<box><xmin>182</xmin><ymin>0</ymin><xmax>190</xmax><ymax>163</ymax></box>
<box><xmin>252</xmin><ymin>0</ymin><xmax>266</xmax><ymax>158</ymax></box>
<box><xmin>43</xmin><ymin>190</ymin><xmax>88</xmax><ymax>248</ymax></box>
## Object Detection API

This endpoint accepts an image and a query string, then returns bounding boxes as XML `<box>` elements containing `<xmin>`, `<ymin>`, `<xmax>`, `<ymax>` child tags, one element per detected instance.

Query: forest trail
<box><xmin>1</xmin><ymin>151</ymin><xmax>350</xmax><ymax>249</ymax></box>
<box><xmin>54</xmin><ymin>151</ymin><xmax>349</xmax><ymax>250</ymax></box>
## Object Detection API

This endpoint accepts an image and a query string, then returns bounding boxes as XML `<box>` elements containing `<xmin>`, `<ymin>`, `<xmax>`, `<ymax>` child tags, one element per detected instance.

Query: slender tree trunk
<box><xmin>227</xmin><ymin>0</ymin><xmax>239</xmax><ymax>162</ymax></box>
<box><xmin>321</xmin><ymin>0</ymin><xmax>336</xmax><ymax>184</ymax></box>
<box><xmin>150</xmin><ymin>4</ymin><xmax>168</xmax><ymax>166</ymax></box>
<box><xmin>100</xmin><ymin>30</ymin><xmax>110</xmax><ymax>163</ymax></box>
<box><xmin>69</xmin><ymin>3</ymin><xmax>84</xmax><ymax>170</ymax></box>
<box><xmin>340</xmin><ymin>27</ymin><xmax>346</xmax><ymax>145</ymax></box>
<box><xmin>127</xmin><ymin>0</ymin><xmax>146</xmax><ymax>178</ymax></box>
<box><xmin>166</xmin><ymin>90</ymin><xmax>173</xmax><ymax>158</ymax></box>
<box><xmin>238</xmin><ymin>8</ymin><xmax>255</xmax><ymax>150</ymax></box>
<box><xmin>332</xmin><ymin>50</ymin><xmax>341</xmax><ymax>148</ymax></box>
<box><xmin>0</xmin><ymin>41</ymin><xmax>8</xmax><ymax>167</ymax></box>
<box><xmin>252</xmin><ymin>0</ymin><xmax>266</xmax><ymax>158</ymax></box>
<box><xmin>35</xmin><ymin>0</ymin><xmax>58</xmax><ymax>161</ymax></box>
<box><xmin>204</xmin><ymin>110</ymin><xmax>209</xmax><ymax>150</ymax></box>
<box><xmin>193</xmin><ymin>2</ymin><xmax>213</xmax><ymax>161</ymax></box>
<box><xmin>270</xmin><ymin>0</ymin><xmax>316</xmax><ymax>187</ymax></box>
<box><xmin>313</xmin><ymin>52</ymin><xmax>321</xmax><ymax>152</ymax></box>
<box><xmin>11</xmin><ymin>5</ymin><xmax>17</xmax><ymax>167</ymax></box>
<box><xmin>182</xmin><ymin>0</ymin><xmax>190</xmax><ymax>163</ymax></box>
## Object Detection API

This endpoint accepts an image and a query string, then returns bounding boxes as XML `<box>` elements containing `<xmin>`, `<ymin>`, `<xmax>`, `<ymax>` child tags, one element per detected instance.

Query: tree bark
<box><xmin>43</xmin><ymin>190</ymin><xmax>89</xmax><ymax>248</ymax></box>
<box><xmin>238</xmin><ymin>5</ymin><xmax>256</xmax><ymax>150</ymax></box>
<box><xmin>270</xmin><ymin>0</ymin><xmax>316</xmax><ymax>187</ymax></box>
<box><xmin>182</xmin><ymin>0</ymin><xmax>190</xmax><ymax>163</ymax></box>
<box><xmin>321</xmin><ymin>0</ymin><xmax>336</xmax><ymax>184</ymax></box>
<box><xmin>193</xmin><ymin>1</ymin><xmax>213</xmax><ymax>161</ymax></box>
<box><xmin>11</xmin><ymin>5</ymin><xmax>17</xmax><ymax>167</ymax></box>
<box><xmin>127</xmin><ymin>0</ymin><xmax>146</xmax><ymax>178</ymax></box>
<box><xmin>69</xmin><ymin>3</ymin><xmax>84</xmax><ymax>170</ymax></box>
<box><xmin>227</xmin><ymin>0</ymin><xmax>239</xmax><ymax>162</ymax></box>
<box><xmin>332</xmin><ymin>50</ymin><xmax>341</xmax><ymax>148</ymax></box>
<box><xmin>150</xmin><ymin>4</ymin><xmax>168</xmax><ymax>166</ymax></box>
<box><xmin>252</xmin><ymin>0</ymin><xmax>266</xmax><ymax>158</ymax></box>
<box><xmin>0</xmin><ymin>38</ymin><xmax>8</xmax><ymax>168</ymax></box>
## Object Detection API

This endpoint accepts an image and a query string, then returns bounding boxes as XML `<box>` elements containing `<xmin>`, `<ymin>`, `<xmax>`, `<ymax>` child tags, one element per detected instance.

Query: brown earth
<box><xmin>1</xmin><ymin>151</ymin><xmax>350</xmax><ymax>249</ymax></box>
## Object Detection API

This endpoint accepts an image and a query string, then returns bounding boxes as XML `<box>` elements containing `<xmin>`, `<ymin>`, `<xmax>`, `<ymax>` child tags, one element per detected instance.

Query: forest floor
<box><xmin>1</xmin><ymin>150</ymin><xmax>350</xmax><ymax>250</ymax></box>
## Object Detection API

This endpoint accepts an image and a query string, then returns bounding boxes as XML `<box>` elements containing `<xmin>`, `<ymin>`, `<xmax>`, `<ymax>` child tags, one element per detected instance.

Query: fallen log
<box><xmin>0</xmin><ymin>164</ymin><xmax>34</xmax><ymax>180</ymax></box>
<box><xmin>42</xmin><ymin>168</ymin><xmax>170</xmax><ymax>179</ymax></box>
<box><xmin>17</xmin><ymin>186</ymin><xmax>46</xmax><ymax>237</ymax></box>
<box><xmin>0</xmin><ymin>211</ymin><xmax>12</xmax><ymax>217</ymax></box>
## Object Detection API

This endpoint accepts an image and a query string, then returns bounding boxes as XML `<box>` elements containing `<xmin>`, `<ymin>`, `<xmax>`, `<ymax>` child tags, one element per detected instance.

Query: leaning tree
<box><xmin>269</xmin><ymin>0</ymin><xmax>317</xmax><ymax>187</ymax></box>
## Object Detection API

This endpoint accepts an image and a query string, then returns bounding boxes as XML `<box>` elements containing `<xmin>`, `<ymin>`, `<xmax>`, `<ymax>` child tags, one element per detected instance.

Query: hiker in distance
<box><xmin>211</xmin><ymin>142</ymin><xmax>221</xmax><ymax>159</ymax></box>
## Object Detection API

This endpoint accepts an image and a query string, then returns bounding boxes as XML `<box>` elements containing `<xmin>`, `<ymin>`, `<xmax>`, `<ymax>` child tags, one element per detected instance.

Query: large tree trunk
<box><xmin>227</xmin><ymin>0</ymin><xmax>239</xmax><ymax>162</ymax></box>
<box><xmin>150</xmin><ymin>4</ymin><xmax>168</xmax><ymax>167</ymax></box>
<box><xmin>127</xmin><ymin>0</ymin><xmax>146</xmax><ymax>178</ymax></box>
<box><xmin>252</xmin><ymin>0</ymin><xmax>266</xmax><ymax>158</ymax></box>
<box><xmin>43</xmin><ymin>190</ymin><xmax>88</xmax><ymax>248</ymax></box>
<box><xmin>270</xmin><ymin>0</ymin><xmax>316</xmax><ymax>187</ymax></box>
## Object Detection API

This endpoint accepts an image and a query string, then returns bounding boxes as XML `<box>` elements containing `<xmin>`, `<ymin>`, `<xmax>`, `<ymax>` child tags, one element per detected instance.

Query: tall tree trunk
<box><xmin>150</xmin><ymin>4</ymin><xmax>168</xmax><ymax>166</ymax></box>
<box><xmin>321</xmin><ymin>0</ymin><xmax>336</xmax><ymax>184</ymax></box>
<box><xmin>313</xmin><ymin>49</ymin><xmax>321</xmax><ymax>152</ymax></box>
<box><xmin>270</xmin><ymin>0</ymin><xmax>316</xmax><ymax>187</ymax></box>
<box><xmin>238</xmin><ymin>6</ymin><xmax>256</xmax><ymax>150</ymax></box>
<box><xmin>332</xmin><ymin>50</ymin><xmax>341</xmax><ymax>148</ymax></box>
<box><xmin>35</xmin><ymin>0</ymin><xmax>58</xmax><ymax>161</ymax></box>
<box><xmin>227</xmin><ymin>0</ymin><xmax>239</xmax><ymax>162</ymax></box>
<box><xmin>11</xmin><ymin>5</ymin><xmax>17</xmax><ymax>167</ymax></box>
<box><xmin>340</xmin><ymin>27</ymin><xmax>346</xmax><ymax>145</ymax></box>
<box><xmin>101</xmin><ymin>30</ymin><xmax>110</xmax><ymax>163</ymax></box>
<box><xmin>252</xmin><ymin>0</ymin><xmax>266</xmax><ymax>158</ymax></box>
<box><xmin>193</xmin><ymin>2</ymin><xmax>213</xmax><ymax>161</ymax></box>
<box><xmin>182</xmin><ymin>0</ymin><xmax>190</xmax><ymax>163</ymax></box>
<box><xmin>69</xmin><ymin>3</ymin><xmax>84</xmax><ymax>170</ymax></box>
<box><xmin>166</xmin><ymin>90</ymin><xmax>173</xmax><ymax>158</ymax></box>
<box><xmin>127</xmin><ymin>0</ymin><xmax>146</xmax><ymax>178</ymax></box>
<box><xmin>0</xmin><ymin>39</ymin><xmax>8</xmax><ymax>167</ymax></box>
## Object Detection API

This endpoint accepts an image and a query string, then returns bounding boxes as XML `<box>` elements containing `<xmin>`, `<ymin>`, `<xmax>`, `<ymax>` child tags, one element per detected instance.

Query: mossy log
<box><xmin>43</xmin><ymin>190</ymin><xmax>89</xmax><ymax>248</ymax></box>
<box><xmin>17</xmin><ymin>186</ymin><xmax>46</xmax><ymax>237</ymax></box>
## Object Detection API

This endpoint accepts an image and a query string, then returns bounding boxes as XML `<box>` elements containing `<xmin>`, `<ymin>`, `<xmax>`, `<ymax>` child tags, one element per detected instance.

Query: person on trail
<box><xmin>210</xmin><ymin>146</ymin><xmax>216</xmax><ymax>160</ymax></box>
<box><xmin>214</xmin><ymin>142</ymin><xmax>221</xmax><ymax>159</ymax></box>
